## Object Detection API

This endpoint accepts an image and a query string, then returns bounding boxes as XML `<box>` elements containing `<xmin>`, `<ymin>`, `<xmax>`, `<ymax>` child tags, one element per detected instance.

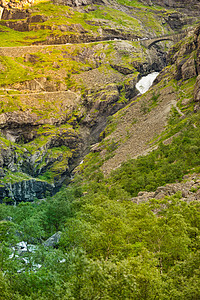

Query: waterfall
<box><xmin>0</xmin><ymin>7</ymin><xmax>4</xmax><ymax>20</ymax></box>
<box><xmin>136</xmin><ymin>72</ymin><xmax>159</xmax><ymax>94</ymax></box>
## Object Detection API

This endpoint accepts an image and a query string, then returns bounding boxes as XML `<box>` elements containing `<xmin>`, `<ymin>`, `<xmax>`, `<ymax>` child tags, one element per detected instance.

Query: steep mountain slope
<box><xmin>89</xmin><ymin>25</ymin><xmax>200</xmax><ymax>175</ymax></box>
<box><xmin>0</xmin><ymin>0</ymin><xmax>199</xmax><ymax>202</ymax></box>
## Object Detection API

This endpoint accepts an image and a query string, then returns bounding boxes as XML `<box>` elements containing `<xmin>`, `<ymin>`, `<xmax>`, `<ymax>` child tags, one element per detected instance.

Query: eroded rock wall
<box><xmin>0</xmin><ymin>179</ymin><xmax>54</xmax><ymax>203</ymax></box>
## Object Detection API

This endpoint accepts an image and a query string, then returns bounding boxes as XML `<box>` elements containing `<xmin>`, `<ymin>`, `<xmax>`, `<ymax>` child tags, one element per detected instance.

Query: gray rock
<box><xmin>0</xmin><ymin>179</ymin><xmax>55</xmax><ymax>204</ymax></box>
<box><xmin>131</xmin><ymin>174</ymin><xmax>200</xmax><ymax>204</ymax></box>
<box><xmin>43</xmin><ymin>232</ymin><xmax>61</xmax><ymax>248</ymax></box>
<box><xmin>27</xmin><ymin>15</ymin><xmax>48</xmax><ymax>23</ymax></box>
<box><xmin>181</xmin><ymin>56</ymin><xmax>197</xmax><ymax>80</ymax></box>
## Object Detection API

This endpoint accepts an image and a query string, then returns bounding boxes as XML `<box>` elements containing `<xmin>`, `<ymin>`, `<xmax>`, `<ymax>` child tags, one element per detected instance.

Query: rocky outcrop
<box><xmin>139</xmin><ymin>0</ymin><xmax>200</xmax><ymax>22</ymax></box>
<box><xmin>2</xmin><ymin>16</ymin><xmax>50</xmax><ymax>32</ymax></box>
<box><xmin>0</xmin><ymin>179</ymin><xmax>54</xmax><ymax>204</ymax></box>
<box><xmin>0</xmin><ymin>126</ymin><xmax>81</xmax><ymax>170</ymax></box>
<box><xmin>163</xmin><ymin>25</ymin><xmax>200</xmax><ymax>82</ymax></box>
<box><xmin>163</xmin><ymin>12</ymin><xmax>187</xmax><ymax>31</ymax></box>
<box><xmin>162</xmin><ymin>25</ymin><xmax>200</xmax><ymax>112</ymax></box>
<box><xmin>132</xmin><ymin>174</ymin><xmax>200</xmax><ymax>203</ymax></box>
<box><xmin>53</xmin><ymin>0</ymin><xmax>92</xmax><ymax>6</ymax></box>
<box><xmin>1</xmin><ymin>8</ymin><xmax>30</xmax><ymax>20</ymax></box>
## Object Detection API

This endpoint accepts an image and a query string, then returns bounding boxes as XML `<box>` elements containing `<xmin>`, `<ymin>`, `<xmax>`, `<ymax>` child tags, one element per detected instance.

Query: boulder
<box><xmin>43</xmin><ymin>232</ymin><xmax>61</xmax><ymax>247</ymax></box>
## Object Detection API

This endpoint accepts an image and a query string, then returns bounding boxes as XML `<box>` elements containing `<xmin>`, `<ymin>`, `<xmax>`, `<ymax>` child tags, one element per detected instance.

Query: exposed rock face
<box><xmin>159</xmin><ymin>25</ymin><xmax>200</xmax><ymax>105</ymax></box>
<box><xmin>1</xmin><ymin>8</ymin><xmax>30</xmax><ymax>20</ymax></box>
<box><xmin>140</xmin><ymin>0</ymin><xmax>200</xmax><ymax>21</ymax></box>
<box><xmin>2</xmin><ymin>15</ymin><xmax>49</xmax><ymax>32</ymax></box>
<box><xmin>0</xmin><ymin>179</ymin><xmax>54</xmax><ymax>203</ymax></box>
<box><xmin>165</xmin><ymin>25</ymin><xmax>200</xmax><ymax>82</ymax></box>
<box><xmin>163</xmin><ymin>12</ymin><xmax>187</xmax><ymax>31</ymax></box>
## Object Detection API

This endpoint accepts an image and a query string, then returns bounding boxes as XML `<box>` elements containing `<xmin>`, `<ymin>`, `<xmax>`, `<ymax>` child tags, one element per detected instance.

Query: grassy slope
<box><xmin>0</xmin><ymin>0</ymin><xmax>175</xmax><ymax>46</ymax></box>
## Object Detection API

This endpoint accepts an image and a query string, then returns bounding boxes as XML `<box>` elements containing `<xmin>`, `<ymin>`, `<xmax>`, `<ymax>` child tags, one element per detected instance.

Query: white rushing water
<box><xmin>136</xmin><ymin>72</ymin><xmax>159</xmax><ymax>94</ymax></box>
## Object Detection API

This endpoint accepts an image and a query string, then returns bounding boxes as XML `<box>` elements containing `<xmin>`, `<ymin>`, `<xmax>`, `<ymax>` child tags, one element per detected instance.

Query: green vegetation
<box><xmin>0</xmin><ymin>56</ymin><xmax>35</xmax><ymax>87</ymax></box>
<box><xmin>0</xmin><ymin>171</ymin><xmax>32</xmax><ymax>185</ymax></box>
<box><xmin>110</xmin><ymin>125</ymin><xmax>200</xmax><ymax>195</ymax></box>
<box><xmin>0</xmin><ymin>24</ymin><xmax>51</xmax><ymax>46</ymax></box>
<box><xmin>0</xmin><ymin>1</ymin><xmax>97</xmax><ymax>46</ymax></box>
<box><xmin>0</xmin><ymin>41</ymin><xmax>144</xmax><ymax>97</ymax></box>
<box><xmin>0</xmin><ymin>0</ymin><xmax>179</xmax><ymax>47</ymax></box>
<box><xmin>0</xmin><ymin>1</ymin><xmax>200</xmax><ymax>298</ymax></box>
<box><xmin>0</xmin><ymin>171</ymin><xmax>200</xmax><ymax>299</ymax></box>
<box><xmin>0</xmin><ymin>95</ymin><xmax>200</xmax><ymax>298</ymax></box>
